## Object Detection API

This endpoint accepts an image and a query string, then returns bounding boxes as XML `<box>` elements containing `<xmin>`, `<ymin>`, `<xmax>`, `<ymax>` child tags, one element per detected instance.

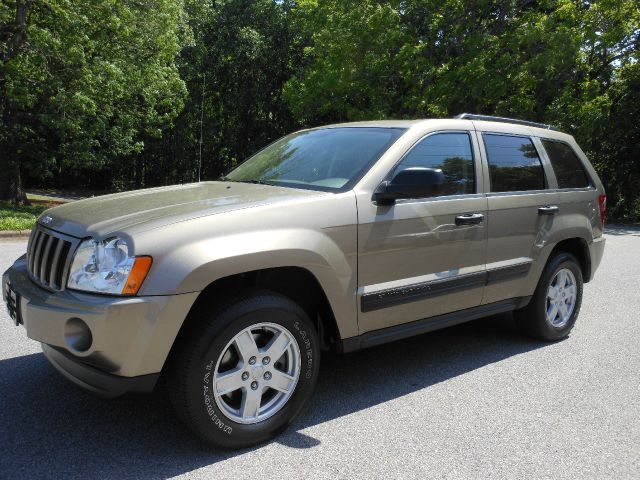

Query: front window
<box><xmin>225</xmin><ymin>127</ymin><xmax>406</xmax><ymax>191</ymax></box>
<box><xmin>392</xmin><ymin>132</ymin><xmax>475</xmax><ymax>196</ymax></box>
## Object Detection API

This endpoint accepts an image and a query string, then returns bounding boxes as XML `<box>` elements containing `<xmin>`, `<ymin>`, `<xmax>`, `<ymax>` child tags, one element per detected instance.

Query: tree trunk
<box><xmin>0</xmin><ymin>1</ymin><xmax>32</xmax><ymax>204</ymax></box>
<box><xmin>0</xmin><ymin>156</ymin><xmax>29</xmax><ymax>204</ymax></box>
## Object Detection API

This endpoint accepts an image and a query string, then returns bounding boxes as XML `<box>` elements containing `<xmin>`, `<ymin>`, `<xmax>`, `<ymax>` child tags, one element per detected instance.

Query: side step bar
<box><xmin>340</xmin><ymin>297</ymin><xmax>531</xmax><ymax>353</ymax></box>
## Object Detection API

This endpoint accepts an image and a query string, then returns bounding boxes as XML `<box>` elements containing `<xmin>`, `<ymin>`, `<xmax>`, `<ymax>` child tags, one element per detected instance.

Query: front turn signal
<box><xmin>122</xmin><ymin>256</ymin><xmax>153</xmax><ymax>295</ymax></box>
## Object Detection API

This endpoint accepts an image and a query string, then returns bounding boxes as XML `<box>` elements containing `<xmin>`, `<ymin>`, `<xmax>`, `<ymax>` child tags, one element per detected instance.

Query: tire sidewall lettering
<box><xmin>293</xmin><ymin>321</ymin><xmax>314</xmax><ymax>379</ymax></box>
<box><xmin>202</xmin><ymin>358</ymin><xmax>233</xmax><ymax>435</ymax></box>
<box><xmin>193</xmin><ymin>302</ymin><xmax>319</xmax><ymax>444</ymax></box>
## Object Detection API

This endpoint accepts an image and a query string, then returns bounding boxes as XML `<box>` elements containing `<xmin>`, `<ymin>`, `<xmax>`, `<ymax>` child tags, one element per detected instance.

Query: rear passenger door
<box><xmin>478</xmin><ymin>130</ymin><xmax>557</xmax><ymax>305</ymax></box>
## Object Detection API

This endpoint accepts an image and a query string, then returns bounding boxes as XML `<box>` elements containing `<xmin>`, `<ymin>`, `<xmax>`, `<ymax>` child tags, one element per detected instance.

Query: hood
<box><xmin>39</xmin><ymin>181</ymin><xmax>326</xmax><ymax>238</ymax></box>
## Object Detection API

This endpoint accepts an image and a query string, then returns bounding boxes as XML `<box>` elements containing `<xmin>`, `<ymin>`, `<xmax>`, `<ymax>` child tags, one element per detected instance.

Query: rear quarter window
<box><xmin>542</xmin><ymin>140</ymin><xmax>591</xmax><ymax>189</ymax></box>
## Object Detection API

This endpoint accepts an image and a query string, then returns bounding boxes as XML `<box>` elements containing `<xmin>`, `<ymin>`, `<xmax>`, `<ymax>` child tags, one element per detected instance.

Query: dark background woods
<box><xmin>1</xmin><ymin>0</ymin><xmax>638</xmax><ymax>219</ymax></box>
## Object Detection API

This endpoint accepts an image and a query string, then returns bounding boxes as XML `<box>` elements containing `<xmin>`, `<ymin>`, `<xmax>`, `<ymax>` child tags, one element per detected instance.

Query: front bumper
<box><xmin>42</xmin><ymin>344</ymin><xmax>160</xmax><ymax>398</ymax></box>
<box><xmin>3</xmin><ymin>255</ymin><xmax>198</xmax><ymax>397</ymax></box>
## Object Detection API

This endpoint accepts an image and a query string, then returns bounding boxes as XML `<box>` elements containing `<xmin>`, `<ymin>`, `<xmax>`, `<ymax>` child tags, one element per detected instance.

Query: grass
<box><xmin>0</xmin><ymin>201</ymin><xmax>52</xmax><ymax>231</ymax></box>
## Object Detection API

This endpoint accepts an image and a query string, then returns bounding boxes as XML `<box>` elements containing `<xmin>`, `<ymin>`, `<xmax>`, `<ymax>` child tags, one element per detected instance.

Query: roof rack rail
<box><xmin>454</xmin><ymin>113</ymin><xmax>557</xmax><ymax>131</ymax></box>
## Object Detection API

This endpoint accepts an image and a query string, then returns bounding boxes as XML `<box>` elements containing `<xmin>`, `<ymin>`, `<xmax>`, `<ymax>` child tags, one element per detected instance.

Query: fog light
<box><xmin>64</xmin><ymin>318</ymin><xmax>93</xmax><ymax>352</ymax></box>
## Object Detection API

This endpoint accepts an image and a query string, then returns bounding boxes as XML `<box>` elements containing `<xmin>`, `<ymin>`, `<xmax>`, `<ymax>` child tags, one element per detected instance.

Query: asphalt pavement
<box><xmin>1</xmin><ymin>226</ymin><xmax>638</xmax><ymax>479</ymax></box>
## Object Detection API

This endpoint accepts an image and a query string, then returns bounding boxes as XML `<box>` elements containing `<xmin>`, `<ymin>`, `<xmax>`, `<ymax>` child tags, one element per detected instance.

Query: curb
<box><xmin>0</xmin><ymin>230</ymin><xmax>30</xmax><ymax>239</ymax></box>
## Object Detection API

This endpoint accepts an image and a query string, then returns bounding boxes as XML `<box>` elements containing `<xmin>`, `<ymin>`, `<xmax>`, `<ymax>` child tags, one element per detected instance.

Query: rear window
<box><xmin>483</xmin><ymin>134</ymin><xmax>545</xmax><ymax>192</ymax></box>
<box><xmin>542</xmin><ymin>140</ymin><xmax>591</xmax><ymax>189</ymax></box>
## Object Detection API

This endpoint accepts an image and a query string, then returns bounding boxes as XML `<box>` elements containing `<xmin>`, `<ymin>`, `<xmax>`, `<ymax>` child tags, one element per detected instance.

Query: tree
<box><xmin>284</xmin><ymin>0</ymin><xmax>407</xmax><ymax>123</ymax></box>
<box><xmin>285</xmin><ymin>0</ymin><xmax>591</xmax><ymax>121</ymax></box>
<box><xmin>0</xmin><ymin>0</ymin><xmax>35</xmax><ymax>203</ymax></box>
<box><xmin>0</xmin><ymin>0</ymin><xmax>189</xmax><ymax>201</ymax></box>
<box><xmin>166</xmin><ymin>0</ymin><xmax>302</xmax><ymax>183</ymax></box>
<box><xmin>548</xmin><ymin>0</ymin><xmax>640</xmax><ymax>218</ymax></box>
<box><xmin>1</xmin><ymin>0</ymin><xmax>638</xmax><ymax>220</ymax></box>
<box><xmin>285</xmin><ymin>0</ymin><xmax>640</xmax><ymax>219</ymax></box>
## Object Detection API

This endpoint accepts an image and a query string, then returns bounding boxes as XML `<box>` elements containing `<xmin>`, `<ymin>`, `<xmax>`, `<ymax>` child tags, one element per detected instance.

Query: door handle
<box><xmin>455</xmin><ymin>213</ymin><xmax>484</xmax><ymax>226</ymax></box>
<box><xmin>538</xmin><ymin>205</ymin><xmax>559</xmax><ymax>215</ymax></box>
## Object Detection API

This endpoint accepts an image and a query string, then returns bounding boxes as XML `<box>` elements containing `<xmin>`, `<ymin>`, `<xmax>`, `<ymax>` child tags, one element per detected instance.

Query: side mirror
<box><xmin>372</xmin><ymin>167</ymin><xmax>445</xmax><ymax>204</ymax></box>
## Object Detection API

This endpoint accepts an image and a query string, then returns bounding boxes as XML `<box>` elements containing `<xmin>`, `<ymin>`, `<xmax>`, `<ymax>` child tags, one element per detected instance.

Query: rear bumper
<box><xmin>3</xmin><ymin>255</ymin><xmax>198</xmax><ymax>396</ymax></box>
<box><xmin>588</xmin><ymin>236</ymin><xmax>606</xmax><ymax>281</ymax></box>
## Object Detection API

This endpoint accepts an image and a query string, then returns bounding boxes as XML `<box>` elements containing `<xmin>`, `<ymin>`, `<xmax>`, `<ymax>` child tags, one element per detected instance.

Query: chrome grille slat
<box><xmin>56</xmin><ymin>241</ymin><xmax>73</xmax><ymax>289</ymax></box>
<box><xmin>49</xmin><ymin>239</ymin><xmax>65</xmax><ymax>289</ymax></box>
<box><xmin>27</xmin><ymin>229</ymin><xmax>37</xmax><ymax>272</ymax></box>
<box><xmin>39</xmin><ymin>235</ymin><xmax>56</xmax><ymax>283</ymax></box>
<box><xmin>27</xmin><ymin>226</ymin><xmax>78</xmax><ymax>292</ymax></box>
<box><xmin>31</xmin><ymin>231</ymin><xmax>46</xmax><ymax>278</ymax></box>
<box><xmin>28</xmin><ymin>230</ymin><xmax>41</xmax><ymax>273</ymax></box>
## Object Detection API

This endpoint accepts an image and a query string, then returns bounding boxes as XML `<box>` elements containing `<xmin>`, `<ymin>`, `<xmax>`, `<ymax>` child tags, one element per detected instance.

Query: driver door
<box><xmin>356</xmin><ymin>130</ymin><xmax>488</xmax><ymax>334</ymax></box>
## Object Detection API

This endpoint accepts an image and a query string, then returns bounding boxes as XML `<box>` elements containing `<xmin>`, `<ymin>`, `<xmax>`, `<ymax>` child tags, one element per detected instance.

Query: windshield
<box><xmin>225</xmin><ymin>127</ymin><xmax>406</xmax><ymax>191</ymax></box>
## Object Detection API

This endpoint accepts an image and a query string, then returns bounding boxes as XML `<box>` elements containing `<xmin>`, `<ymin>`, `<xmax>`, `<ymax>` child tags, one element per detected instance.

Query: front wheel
<box><xmin>167</xmin><ymin>291</ymin><xmax>320</xmax><ymax>448</ymax></box>
<box><xmin>515</xmin><ymin>252</ymin><xmax>584</xmax><ymax>341</ymax></box>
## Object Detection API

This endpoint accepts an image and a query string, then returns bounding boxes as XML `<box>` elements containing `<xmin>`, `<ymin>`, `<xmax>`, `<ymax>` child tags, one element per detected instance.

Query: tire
<box><xmin>166</xmin><ymin>290</ymin><xmax>320</xmax><ymax>449</ymax></box>
<box><xmin>515</xmin><ymin>252</ymin><xmax>584</xmax><ymax>341</ymax></box>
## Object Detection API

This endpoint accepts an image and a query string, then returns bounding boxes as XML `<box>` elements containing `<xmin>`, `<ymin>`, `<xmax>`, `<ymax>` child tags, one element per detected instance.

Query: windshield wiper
<box><xmin>238</xmin><ymin>179</ymin><xmax>276</xmax><ymax>186</ymax></box>
<box><xmin>219</xmin><ymin>176</ymin><xmax>276</xmax><ymax>186</ymax></box>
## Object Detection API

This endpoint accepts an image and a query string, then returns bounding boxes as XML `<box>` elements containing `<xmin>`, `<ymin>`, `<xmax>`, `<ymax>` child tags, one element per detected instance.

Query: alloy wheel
<box><xmin>212</xmin><ymin>322</ymin><xmax>301</xmax><ymax>424</ymax></box>
<box><xmin>545</xmin><ymin>268</ymin><xmax>577</xmax><ymax>328</ymax></box>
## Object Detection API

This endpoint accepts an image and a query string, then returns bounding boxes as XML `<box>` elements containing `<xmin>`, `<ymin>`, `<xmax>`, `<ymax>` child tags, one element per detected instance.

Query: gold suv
<box><xmin>3</xmin><ymin>114</ymin><xmax>606</xmax><ymax>448</ymax></box>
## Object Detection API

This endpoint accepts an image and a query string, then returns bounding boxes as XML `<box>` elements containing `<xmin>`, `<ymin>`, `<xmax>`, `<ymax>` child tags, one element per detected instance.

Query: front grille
<box><xmin>27</xmin><ymin>226</ymin><xmax>78</xmax><ymax>291</ymax></box>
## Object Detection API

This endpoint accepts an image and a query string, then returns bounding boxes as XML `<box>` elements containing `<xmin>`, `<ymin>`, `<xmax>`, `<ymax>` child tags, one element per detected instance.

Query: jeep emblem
<box><xmin>41</xmin><ymin>215</ymin><xmax>53</xmax><ymax>225</ymax></box>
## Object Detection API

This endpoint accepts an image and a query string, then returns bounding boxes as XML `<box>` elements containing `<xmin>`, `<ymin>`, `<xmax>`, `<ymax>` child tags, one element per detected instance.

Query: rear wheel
<box><xmin>515</xmin><ymin>252</ymin><xmax>583</xmax><ymax>341</ymax></box>
<box><xmin>167</xmin><ymin>291</ymin><xmax>320</xmax><ymax>448</ymax></box>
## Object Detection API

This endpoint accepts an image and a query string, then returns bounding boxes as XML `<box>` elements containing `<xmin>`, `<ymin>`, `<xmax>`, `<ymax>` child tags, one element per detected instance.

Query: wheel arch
<box><xmin>163</xmin><ymin>266</ymin><xmax>346</xmax><ymax>378</ymax></box>
<box><xmin>548</xmin><ymin>237</ymin><xmax>591</xmax><ymax>283</ymax></box>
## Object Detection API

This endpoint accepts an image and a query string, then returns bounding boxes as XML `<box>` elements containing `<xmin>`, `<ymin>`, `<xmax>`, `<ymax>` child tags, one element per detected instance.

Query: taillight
<box><xmin>598</xmin><ymin>194</ymin><xmax>606</xmax><ymax>228</ymax></box>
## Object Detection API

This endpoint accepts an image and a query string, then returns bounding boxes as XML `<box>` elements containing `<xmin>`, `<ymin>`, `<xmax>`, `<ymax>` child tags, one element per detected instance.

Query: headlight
<box><xmin>67</xmin><ymin>237</ymin><xmax>152</xmax><ymax>295</ymax></box>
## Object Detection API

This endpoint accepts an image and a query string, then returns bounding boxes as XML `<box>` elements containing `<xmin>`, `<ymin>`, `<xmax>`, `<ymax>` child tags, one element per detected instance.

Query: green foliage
<box><xmin>284</xmin><ymin>0</ymin><xmax>406</xmax><ymax>121</ymax></box>
<box><xmin>1</xmin><ymin>0</ymin><xmax>189</xmax><ymax>190</ymax></box>
<box><xmin>172</xmin><ymin>0</ymin><xmax>301</xmax><ymax>181</ymax></box>
<box><xmin>1</xmin><ymin>0</ymin><xmax>639</xmax><ymax>220</ymax></box>
<box><xmin>573</xmin><ymin>61</ymin><xmax>640</xmax><ymax>220</ymax></box>
<box><xmin>0</xmin><ymin>201</ymin><xmax>48</xmax><ymax>231</ymax></box>
<box><xmin>285</xmin><ymin>0</ymin><xmax>638</xmax><ymax>122</ymax></box>
<box><xmin>285</xmin><ymin>0</ymin><xmax>640</xmax><ymax>219</ymax></box>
